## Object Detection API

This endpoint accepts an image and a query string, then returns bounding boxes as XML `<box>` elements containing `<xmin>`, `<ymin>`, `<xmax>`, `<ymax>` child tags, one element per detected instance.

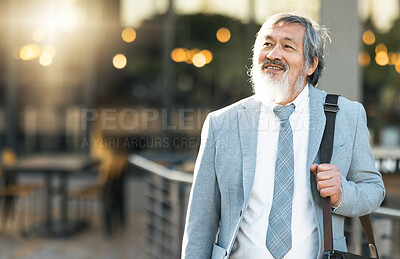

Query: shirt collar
<box><xmin>291</xmin><ymin>84</ymin><xmax>309</xmax><ymax>112</ymax></box>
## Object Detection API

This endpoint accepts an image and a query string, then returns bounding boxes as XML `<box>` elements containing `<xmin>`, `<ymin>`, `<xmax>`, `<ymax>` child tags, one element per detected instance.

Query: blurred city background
<box><xmin>0</xmin><ymin>0</ymin><xmax>399</xmax><ymax>258</ymax></box>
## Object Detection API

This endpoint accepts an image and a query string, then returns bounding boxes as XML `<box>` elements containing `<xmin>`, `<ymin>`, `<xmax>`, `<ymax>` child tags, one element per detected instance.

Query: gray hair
<box><xmin>252</xmin><ymin>13</ymin><xmax>331</xmax><ymax>87</ymax></box>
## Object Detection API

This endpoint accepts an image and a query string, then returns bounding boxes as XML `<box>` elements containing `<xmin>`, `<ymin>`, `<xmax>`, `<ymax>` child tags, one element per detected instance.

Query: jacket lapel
<box><xmin>238</xmin><ymin>97</ymin><xmax>260</xmax><ymax>203</ymax></box>
<box><xmin>307</xmin><ymin>86</ymin><xmax>328</xmax><ymax>258</ymax></box>
<box><xmin>307</xmin><ymin>86</ymin><xmax>327</xmax><ymax>171</ymax></box>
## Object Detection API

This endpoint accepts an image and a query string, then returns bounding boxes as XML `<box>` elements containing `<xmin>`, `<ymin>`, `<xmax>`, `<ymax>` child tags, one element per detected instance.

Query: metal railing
<box><xmin>129</xmin><ymin>154</ymin><xmax>192</xmax><ymax>259</ymax></box>
<box><xmin>129</xmin><ymin>153</ymin><xmax>400</xmax><ymax>259</ymax></box>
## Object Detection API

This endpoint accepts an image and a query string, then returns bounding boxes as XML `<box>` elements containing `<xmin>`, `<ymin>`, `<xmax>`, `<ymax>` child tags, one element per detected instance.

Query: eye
<box><xmin>264</xmin><ymin>42</ymin><xmax>273</xmax><ymax>47</ymax></box>
<box><xmin>284</xmin><ymin>44</ymin><xmax>294</xmax><ymax>50</ymax></box>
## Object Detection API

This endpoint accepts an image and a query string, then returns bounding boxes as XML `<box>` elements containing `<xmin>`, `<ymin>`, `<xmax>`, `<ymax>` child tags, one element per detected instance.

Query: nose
<box><xmin>266</xmin><ymin>45</ymin><xmax>282</xmax><ymax>60</ymax></box>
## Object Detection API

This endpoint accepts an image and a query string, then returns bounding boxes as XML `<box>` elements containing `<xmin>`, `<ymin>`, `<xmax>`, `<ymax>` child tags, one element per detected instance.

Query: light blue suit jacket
<box><xmin>182</xmin><ymin>86</ymin><xmax>385</xmax><ymax>259</ymax></box>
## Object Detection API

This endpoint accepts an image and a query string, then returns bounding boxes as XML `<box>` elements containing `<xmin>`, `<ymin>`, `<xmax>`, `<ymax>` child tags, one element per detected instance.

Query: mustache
<box><xmin>259</xmin><ymin>59</ymin><xmax>289</xmax><ymax>71</ymax></box>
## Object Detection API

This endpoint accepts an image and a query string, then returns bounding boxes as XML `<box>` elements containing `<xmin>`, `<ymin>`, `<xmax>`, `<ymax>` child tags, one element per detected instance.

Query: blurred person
<box><xmin>181</xmin><ymin>13</ymin><xmax>385</xmax><ymax>259</ymax></box>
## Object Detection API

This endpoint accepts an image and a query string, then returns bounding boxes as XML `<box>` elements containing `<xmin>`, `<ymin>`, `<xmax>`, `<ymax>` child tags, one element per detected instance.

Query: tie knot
<box><xmin>273</xmin><ymin>104</ymin><xmax>295</xmax><ymax>121</ymax></box>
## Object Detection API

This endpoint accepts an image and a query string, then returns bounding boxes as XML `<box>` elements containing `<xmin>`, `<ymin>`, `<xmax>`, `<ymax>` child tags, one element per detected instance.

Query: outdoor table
<box><xmin>5</xmin><ymin>154</ymin><xmax>100</xmax><ymax>237</ymax></box>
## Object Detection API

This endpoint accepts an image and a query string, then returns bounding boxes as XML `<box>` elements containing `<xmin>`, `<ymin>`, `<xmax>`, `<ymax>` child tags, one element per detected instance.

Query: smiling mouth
<box><xmin>263</xmin><ymin>64</ymin><xmax>285</xmax><ymax>72</ymax></box>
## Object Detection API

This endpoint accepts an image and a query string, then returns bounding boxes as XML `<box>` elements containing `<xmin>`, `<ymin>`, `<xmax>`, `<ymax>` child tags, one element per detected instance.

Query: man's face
<box><xmin>258</xmin><ymin>23</ymin><xmax>307</xmax><ymax>86</ymax></box>
<box><xmin>252</xmin><ymin>23</ymin><xmax>314</xmax><ymax>104</ymax></box>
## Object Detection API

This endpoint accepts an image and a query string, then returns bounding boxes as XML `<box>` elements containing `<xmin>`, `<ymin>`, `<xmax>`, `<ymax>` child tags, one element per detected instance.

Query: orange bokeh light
<box><xmin>121</xmin><ymin>28</ymin><xmax>136</xmax><ymax>43</ymax></box>
<box><xmin>216</xmin><ymin>27</ymin><xmax>231</xmax><ymax>43</ymax></box>
<box><xmin>362</xmin><ymin>30</ymin><xmax>375</xmax><ymax>45</ymax></box>
<box><xmin>375</xmin><ymin>51</ymin><xmax>389</xmax><ymax>66</ymax></box>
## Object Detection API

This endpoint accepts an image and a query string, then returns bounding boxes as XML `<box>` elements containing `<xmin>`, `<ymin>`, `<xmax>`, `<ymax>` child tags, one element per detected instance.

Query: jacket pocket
<box><xmin>211</xmin><ymin>243</ymin><xmax>227</xmax><ymax>259</ymax></box>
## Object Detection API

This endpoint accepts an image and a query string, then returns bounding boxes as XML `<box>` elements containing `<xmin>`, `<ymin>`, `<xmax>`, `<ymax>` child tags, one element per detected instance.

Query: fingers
<box><xmin>315</xmin><ymin>171</ymin><xmax>336</xmax><ymax>181</ymax></box>
<box><xmin>316</xmin><ymin>178</ymin><xmax>341</xmax><ymax>192</ymax></box>
<box><xmin>317</xmin><ymin>186</ymin><xmax>341</xmax><ymax>198</ymax></box>
<box><xmin>310</xmin><ymin>163</ymin><xmax>318</xmax><ymax>175</ymax></box>
<box><xmin>311</xmin><ymin>163</ymin><xmax>338</xmax><ymax>173</ymax></box>
<box><xmin>316</xmin><ymin>163</ymin><xmax>338</xmax><ymax>172</ymax></box>
<box><xmin>314</xmin><ymin>164</ymin><xmax>339</xmax><ymax>176</ymax></box>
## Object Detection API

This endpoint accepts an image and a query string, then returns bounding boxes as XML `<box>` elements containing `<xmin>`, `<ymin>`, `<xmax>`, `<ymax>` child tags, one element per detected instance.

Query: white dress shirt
<box><xmin>230</xmin><ymin>85</ymin><xmax>319</xmax><ymax>258</ymax></box>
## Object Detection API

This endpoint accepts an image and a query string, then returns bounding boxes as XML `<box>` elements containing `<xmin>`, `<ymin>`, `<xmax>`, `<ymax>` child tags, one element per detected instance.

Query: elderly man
<box><xmin>182</xmin><ymin>13</ymin><xmax>385</xmax><ymax>259</ymax></box>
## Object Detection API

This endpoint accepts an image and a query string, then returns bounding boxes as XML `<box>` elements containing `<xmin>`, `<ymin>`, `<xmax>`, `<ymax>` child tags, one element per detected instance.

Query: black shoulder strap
<box><xmin>321</xmin><ymin>94</ymin><xmax>339</xmax><ymax>256</ymax></box>
<box><xmin>321</xmin><ymin>94</ymin><xmax>379</xmax><ymax>259</ymax></box>
<box><xmin>320</xmin><ymin>94</ymin><xmax>339</xmax><ymax>164</ymax></box>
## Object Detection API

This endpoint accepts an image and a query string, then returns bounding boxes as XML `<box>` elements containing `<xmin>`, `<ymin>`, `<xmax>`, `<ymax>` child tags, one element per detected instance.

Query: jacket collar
<box><xmin>238</xmin><ymin>96</ymin><xmax>260</xmax><ymax>203</ymax></box>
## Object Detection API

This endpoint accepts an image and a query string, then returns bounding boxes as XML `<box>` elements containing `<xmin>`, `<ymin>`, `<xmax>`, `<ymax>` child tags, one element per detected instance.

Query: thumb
<box><xmin>310</xmin><ymin>163</ymin><xmax>319</xmax><ymax>175</ymax></box>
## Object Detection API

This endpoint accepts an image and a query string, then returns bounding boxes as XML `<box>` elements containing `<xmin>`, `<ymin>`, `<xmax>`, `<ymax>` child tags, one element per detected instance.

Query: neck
<box><xmin>276</xmin><ymin>84</ymin><xmax>307</xmax><ymax>106</ymax></box>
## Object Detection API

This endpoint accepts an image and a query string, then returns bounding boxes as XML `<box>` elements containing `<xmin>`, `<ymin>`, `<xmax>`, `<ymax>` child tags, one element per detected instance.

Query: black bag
<box><xmin>320</xmin><ymin>94</ymin><xmax>379</xmax><ymax>259</ymax></box>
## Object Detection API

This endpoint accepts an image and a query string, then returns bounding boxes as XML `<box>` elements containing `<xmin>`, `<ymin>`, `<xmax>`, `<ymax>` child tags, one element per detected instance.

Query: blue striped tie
<box><xmin>266</xmin><ymin>104</ymin><xmax>295</xmax><ymax>259</ymax></box>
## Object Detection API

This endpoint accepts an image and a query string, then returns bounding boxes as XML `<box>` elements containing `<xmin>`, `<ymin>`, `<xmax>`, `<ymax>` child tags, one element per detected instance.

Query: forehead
<box><xmin>261</xmin><ymin>23</ymin><xmax>306</xmax><ymax>44</ymax></box>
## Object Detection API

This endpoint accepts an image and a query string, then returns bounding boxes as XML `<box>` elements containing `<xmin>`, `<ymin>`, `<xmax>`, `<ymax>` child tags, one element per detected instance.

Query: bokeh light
<box><xmin>200</xmin><ymin>50</ymin><xmax>213</xmax><ymax>64</ymax></box>
<box><xmin>185</xmin><ymin>49</ymin><xmax>199</xmax><ymax>64</ymax></box>
<box><xmin>171</xmin><ymin>48</ymin><xmax>213</xmax><ymax>67</ymax></box>
<box><xmin>122</xmin><ymin>28</ymin><xmax>136</xmax><ymax>43</ymax></box>
<box><xmin>358</xmin><ymin>52</ymin><xmax>370</xmax><ymax>67</ymax></box>
<box><xmin>39</xmin><ymin>52</ymin><xmax>53</xmax><ymax>66</ymax></box>
<box><xmin>192</xmin><ymin>53</ymin><xmax>206</xmax><ymax>67</ymax></box>
<box><xmin>375</xmin><ymin>43</ymin><xmax>387</xmax><ymax>53</ymax></box>
<box><xmin>362</xmin><ymin>30</ymin><xmax>375</xmax><ymax>45</ymax></box>
<box><xmin>189</xmin><ymin>49</ymin><xmax>199</xmax><ymax>57</ymax></box>
<box><xmin>113</xmin><ymin>54</ymin><xmax>127</xmax><ymax>69</ymax></box>
<box><xmin>216</xmin><ymin>27</ymin><xmax>231</xmax><ymax>43</ymax></box>
<box><xmin>171</xmin><ymin>48</ymin><xmax>188</xmax><ymax>62</ymax></box>
<box><xmin>388</xmin><ymin>52</ymin><xmax>397</xmax><ymax>65</ymax></box>
<box><xmin>375</xmin><ymin>51</ymin><xmax>389</xmax><ymax>66</ymax></box>
<box><xmin>20</xmin><ymin>44</ymin><xmax>41</xmax><ymax>60</ymax></box>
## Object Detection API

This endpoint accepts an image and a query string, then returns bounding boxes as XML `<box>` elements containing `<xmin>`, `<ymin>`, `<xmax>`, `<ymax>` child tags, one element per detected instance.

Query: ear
<box><xmin>306</xmin><ymin>57</ymin><xmax>318</xmax><ymax>76</ymax></box>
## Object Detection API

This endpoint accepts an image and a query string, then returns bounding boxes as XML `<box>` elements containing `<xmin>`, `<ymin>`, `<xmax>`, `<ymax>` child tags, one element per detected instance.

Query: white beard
<box><xmin>251</xmin><ymin>63</ymin><xmax>307</xmax><ymax>105</ymax></box>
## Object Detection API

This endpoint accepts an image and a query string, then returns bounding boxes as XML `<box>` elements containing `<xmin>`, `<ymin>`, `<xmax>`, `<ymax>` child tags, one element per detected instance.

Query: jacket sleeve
<box><xmin>333</xmin><ymin>103</ymin><xmax>385</xmax><ymax>217</ymax></box>
<box><xmin>181</xmin><ymin>113</ymin><xmax>221</xmax><ymax>259</ymax></box>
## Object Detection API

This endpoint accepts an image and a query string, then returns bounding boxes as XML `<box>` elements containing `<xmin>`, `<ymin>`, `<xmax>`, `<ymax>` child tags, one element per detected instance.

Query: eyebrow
<box><xmin>264</xmin><ymin>35</ymin><xmax>298</xmax><ymax>45</ymax></box>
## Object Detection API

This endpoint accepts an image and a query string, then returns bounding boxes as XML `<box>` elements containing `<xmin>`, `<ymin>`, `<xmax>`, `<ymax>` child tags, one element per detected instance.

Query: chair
<box><xmin>0</xmin><ymin>149</ymin><xmax>45</xmax><ymax>235</ymax></box>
